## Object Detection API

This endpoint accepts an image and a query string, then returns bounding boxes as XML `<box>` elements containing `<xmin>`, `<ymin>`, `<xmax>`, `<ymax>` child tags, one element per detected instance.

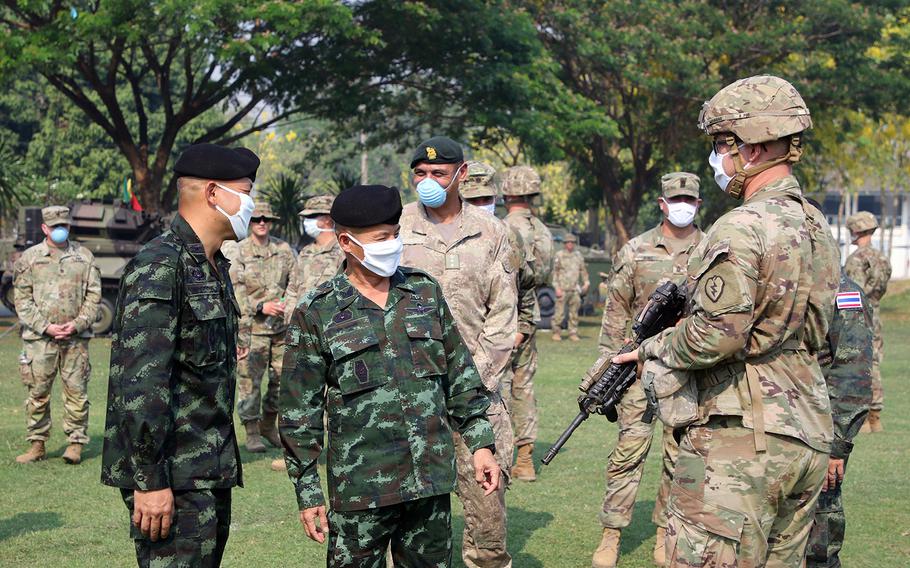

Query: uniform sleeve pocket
<box><xmin>405</xmin><ymin>318</ymin><xmax>447</xmax><ymax>378</ymax></box>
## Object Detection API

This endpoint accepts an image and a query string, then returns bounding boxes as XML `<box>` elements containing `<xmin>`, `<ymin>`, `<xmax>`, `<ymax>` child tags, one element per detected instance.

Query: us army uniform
<box><xmin>596</xmin><ymin>179</ymin><xmax>704</xmax><ymax>548</ymax></box>
<box><xmin>401</xmin><ymin>139</ymin><xmax>517</xmax><ymax>568</ymax></box>
<box><xmin>843</xmin><ymin>211</ymin><xmax>890</xmax><ymax>430</ymax></box>
<box><xmin>640</xmin><ymin>76</ymin><xmax>840</xmax><ymax>567</ymax></box>
<box><xmin>552</xmin><ymin>235</ymin><xmax>589</xmax><ymax>339</ymax></box>
<box><xmin>13</xmin><ymin>205</ymin><xmax>101</xmax><ymax>462</ymax></box>
<box><xmin>230</xmin><ymin>204</ymin><xmax>296</xmax><ymax>450</ymax></box>
<box><xmin>500</xmin><ymin>165</ymin><xmax>554</xmax><ymax>481</ymax></box>
<box><xmin>102</xmin><ymin>143</ymin><xmax>258</xmax><ymax>568</ymax></box>
<box><xmin>284</xmin><ymin>195</ymin><xmax>345</xmax><ymax>317</ymax></box>
<box><xmin>806</xmin><ymin>273</ymin><xmax>873</xmax><ymax>568</ymax></box>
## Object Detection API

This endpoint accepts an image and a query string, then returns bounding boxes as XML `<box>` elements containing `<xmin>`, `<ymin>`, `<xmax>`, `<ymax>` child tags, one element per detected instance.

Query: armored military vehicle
<box><xmin>0</xmin><ymin>202</ymin><xmax>163</xmax><ymax>335</ymax></box>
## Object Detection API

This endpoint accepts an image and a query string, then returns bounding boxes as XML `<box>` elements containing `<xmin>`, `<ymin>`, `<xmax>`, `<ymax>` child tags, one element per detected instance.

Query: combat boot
<box><xmin>270</xmin><ymin>458</ymin><xmax>287</xmax><ymax>472</ymax></box>
<box><xmin>859</xmin><ymin>419</ymin><xmax>871</xmax><ymax>434</ymax></box>
<box><xmin>244</xmin><ymin>422</ymin><xmax>266</xmax><ymax>453</ymax></box>
<box><xmin>653</xmin><ymin>526</ymin><xmax>666</xmax><ymax>567</ymax></box>
<box><xmin>569</xmin><ymin>334</ymin><xmax>581</xmax><ymax>342</ymax></box>
<box><xmin>868</xmin><ymin>410</ymin><xmax>884</xmax><ymax>432</ymax></box>
<box><xmin>552</xmin><ymin>332</ymin><xmax>562</xmax><ymax>342</ymax></box>
<box><xmin>260</xmin><ymin>412</ymin><xmax>282</xmax><ymax>447</ymax></box>
<box><xmin>62</xmin><ymin>443</ymin><xmax>83</xmax><ymax>465</ymax></box>
<box><xmin>512</xmin><ymin>444</ymin><xmax>536</xmax><ymax>482</ymax></box>
<box><xmin>15</xmin><ymin>441</ymin><xmax>46</xmax><ymax>464</ymax></box>
<box><xmin>592</xmin><ymin>527</ymin><xmax>621</xmax><ymax>568</ymax></box>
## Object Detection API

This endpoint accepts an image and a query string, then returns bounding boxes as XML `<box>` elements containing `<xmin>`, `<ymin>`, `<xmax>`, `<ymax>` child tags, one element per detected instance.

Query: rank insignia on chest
<box><xmin>406</xmin><ymin>302</ymin><xmax>434</xmax><ymax>315</ymax></box>
<box><xmin>189</xmin><ymin>266</ymin><xmax>206</xmax><ymax>281</ymax></box>
<box><xmin>333</xmin><ymin>310</ymin><xmax>353</xmax><ymax>323</ymax></box>
<box><xmin>835</xmin><ymin>291</ymin><xmax>863</xmax><ymax>310</ymax></box>
<box><xmin>445</xmin><ymin>253</ymin><xmax>460</xmax><ymax>270</ymax></box>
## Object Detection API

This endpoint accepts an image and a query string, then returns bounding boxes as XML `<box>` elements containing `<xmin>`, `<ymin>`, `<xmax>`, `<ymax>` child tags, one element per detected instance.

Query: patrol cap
<box><xmin>251</xmin><ymin>203</ymin><xmax>280</xmax><ymax>221</ymax></box>
<box><xmin>460</xmin><ymin>161</ymin><xmax>497</xmax><ymax>199</ymax></box>
<box><xmin>410</xmin><ymin>136</ymin><xmax>464</xmax><ymax>169</ymax></box>
<box><xmin>42</xmin><ymin>206</ymin><xmax>70</xmax><ymax>227</ymax></box>
<box><xmin>564</xmin><ymin>233</ymin><xmax>578</xmax><ymax>243</ymax></box>
<box><xmin>661</xmin><ymin>172</ymin><xmax>700</xmax><ymax>199</ymax></box>
<box><xmin>331</xmin><ymin>185</ymin><xmax>402</xmax><ymax>228</ymax></box>
<box><xmin>299</xmin><ymin>195</ymin><xmax>334</xmax><ymax>217</ymax></box>
<box><xmin>173</xmin><ymin>143</ymin><xmax>260</xmax><ymax>182</ymax></box>
<box><xmin>846</xmin><ymin>211</ymin><xmax>878</xmax><ymax>234</ymax></box>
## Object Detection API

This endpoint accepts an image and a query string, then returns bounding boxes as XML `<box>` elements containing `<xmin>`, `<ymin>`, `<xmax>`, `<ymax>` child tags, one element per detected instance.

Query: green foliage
<box><xmin>260</xmin><ymin>174</ymin><xmax>307</xmax><ymax>244</ymax></box>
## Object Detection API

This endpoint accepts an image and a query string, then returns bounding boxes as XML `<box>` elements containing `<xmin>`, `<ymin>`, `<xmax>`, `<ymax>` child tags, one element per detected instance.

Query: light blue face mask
<box><xmin>416</xmin><ymin>164</ymin><xmax>465</xmax><ymax>208</ymax></box>
<box><xmin>50</xmin><ymin>226</ymin><xmax>69</xmax><ymax>244</ymax></box>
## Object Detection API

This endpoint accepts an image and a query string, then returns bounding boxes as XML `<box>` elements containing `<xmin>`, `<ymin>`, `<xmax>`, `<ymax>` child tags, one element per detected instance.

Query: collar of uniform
<box><xmin>506</xmin><ymin>209</ymin><xmax>532</xmax><ymax>220</ymax></box>
<box><xmin>333</xmin><ymin>269</ymin><xmax>410</xmax><ymax>311</ymax></box>
<box><xmin>170</xmin><ymin>214</ymin><xmax>230</xmax><ymax>268</ymax></box>
<box><xmin>412</xmin><ymin>199</ymin><xmax>481</xmax><ymax>240</ymax></box>
<box><xmin>242</xmin><ymin>236</ymin><xmax>276</xmax><ymax>257</ymax></box>
<box><xmin>37</xmin><ymin>240</ymin><xmax>74</xmax><ymax>257</ymax></box>
<box><xmin>744</xmin><ymin>174</ymin><xmax>801</xmax><ymax>204</ymax></box>
<box><xmin>652</xmin><ymin>223</ymin><xmax>701</xmax><ymax>253</ymax></box>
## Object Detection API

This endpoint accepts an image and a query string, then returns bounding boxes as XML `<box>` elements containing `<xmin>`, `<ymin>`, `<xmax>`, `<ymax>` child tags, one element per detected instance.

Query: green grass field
<box><xmin>0</xmin><ymin>293</ymin><xmax>908</xmax><ymax>567</ymax></box>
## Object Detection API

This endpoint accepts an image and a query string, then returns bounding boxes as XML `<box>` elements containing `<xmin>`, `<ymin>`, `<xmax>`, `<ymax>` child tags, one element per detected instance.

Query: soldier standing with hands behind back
<box><xmin>552</xmin><ymin>233</ymin><xmax>589</xmax><ymax>342</ymax></box>
<box><xmin>14</xmin><ymin>205</ymin><xmax>101</xmax><ymax>465</ymax></box>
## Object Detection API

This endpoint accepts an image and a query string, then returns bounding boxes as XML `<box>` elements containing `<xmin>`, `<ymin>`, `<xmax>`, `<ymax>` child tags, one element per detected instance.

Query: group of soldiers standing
<box><xmin>6</xmin><ymin>72</ymin><xmax>895</xmax><ymax>568</ymax></box>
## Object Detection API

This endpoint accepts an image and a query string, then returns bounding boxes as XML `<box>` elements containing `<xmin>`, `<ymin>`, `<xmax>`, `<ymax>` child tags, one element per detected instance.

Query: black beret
<box><xmin>173</xmin><ymin>143</ymin><xmax>260</xmax><ymax>182</ymax></box>
<box><xmin>410</xmin><ymin>136</ymin><xmax>464</xmax><ymax>169</ymax></box>
<box><xmin>331</xmin><ymin>185</ymin><xmax>403</xmax><ymax>228</ymax></box>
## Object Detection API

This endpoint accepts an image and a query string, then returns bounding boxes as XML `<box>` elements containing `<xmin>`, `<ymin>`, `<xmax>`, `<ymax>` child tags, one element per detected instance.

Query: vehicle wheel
<box><xmin>0</xmin><ymin>275</ymin><xmax>14</xmax><ymax>314</ymax></box>
<box><xmin>537</xmin><ymin>287</ymin><xmax>556</xmax><ymax>330</ymax></box>
<box><xmin>92</xmin><ymin>297</ymin><xmax>116</xmax><ymax>336</ymax></box>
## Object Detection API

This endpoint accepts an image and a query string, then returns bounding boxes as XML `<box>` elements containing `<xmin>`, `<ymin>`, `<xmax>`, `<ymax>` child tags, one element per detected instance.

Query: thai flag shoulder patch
<box><xmin>835</xmin><ymin>291</ymin><xmax>863</xmax><ymax>311</ymax></box>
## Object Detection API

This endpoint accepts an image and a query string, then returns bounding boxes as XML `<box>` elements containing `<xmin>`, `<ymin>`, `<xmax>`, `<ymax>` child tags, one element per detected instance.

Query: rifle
<box><xmin>542</xmin><ymin>281</ymin><xmax>686</xmax><ymax>465</ymax></box>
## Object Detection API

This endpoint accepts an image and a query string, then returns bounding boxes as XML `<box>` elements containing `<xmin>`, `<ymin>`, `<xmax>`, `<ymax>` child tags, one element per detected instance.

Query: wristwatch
<box><xmin>256</xmin><ymin>301</ymin><xmax>264</xmax><ymax>314</ymax></box>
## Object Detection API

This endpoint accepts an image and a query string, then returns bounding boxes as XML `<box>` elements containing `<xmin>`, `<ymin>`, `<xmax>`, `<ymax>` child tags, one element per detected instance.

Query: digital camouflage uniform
<box><xmin>14</xmin><ymin>216</ymin><xmax>101</xmax><ymax>447</ymax></box>
<box><xmin>230</xmin><ymin>231</ymin><xmax>296</xmax><ymax>428</ymax></box>
<box><xmin>400</xmin><ymin>200</ymin><xmax>517</xmax><ymax>568</ymax></box>
<box><xmin>552</xmin><ymin>242</ymin><xmax>589</xmax><ymax>337</ymax></box>
<box><xmin>102</xmin><ymin>215</ymin><xmax>243</xmax><ymax>567</ymax></box>
<box><xmin>807</xmin><ymin>273</ymin><xmax>873</xmax><ymax>568</ymax></box>
<box><xmin>843</xmin><ymin>228</ymin><xmax>890</xmax><ymax>414</ymax></box>
<box><xmin>278</xmin><ymin>268</ymin><xmax>495</xmax><ymax>568</ymax></box>
<box><xmin>597</xmin><ymin>223</ymin><xmax>703</xmax><ymax>531</ymax></box>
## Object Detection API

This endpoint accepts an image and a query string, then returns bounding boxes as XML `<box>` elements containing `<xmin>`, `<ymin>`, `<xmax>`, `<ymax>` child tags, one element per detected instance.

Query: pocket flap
<box><xmin>326</xmin><ymin>320</ymin><xmax>379</xmax><ymax>360</ymax></box>
<box><xmin>668</xmin><ymin>485</ymin><xmax>746</xmax><ymax>542</ymax></box>
<box><xmin>188</xmin><ymin>294</ymin><xmax>227</xmax><ymax>321</ymax></box>
<box><xmin>405</xmin><ymin>318</ymin><xmax>442</xmax><ymax>340</ymax></box>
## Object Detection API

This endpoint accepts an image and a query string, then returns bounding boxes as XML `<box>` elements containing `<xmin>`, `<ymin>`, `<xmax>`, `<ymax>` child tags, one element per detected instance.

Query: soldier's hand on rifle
<box><xmin>473</xmin><ymin>447</ymin><xmax>501</xmax><ymax>496</ymax></box>
<box><xmin>823</xmin><ymin>458</ymin><xmax>845</xmax><ymax>492</ymax></box>
<box><xmin>262</xmin><ymin>300</ymin><xmax>284</xmax><ymax>317</ymax></box>
<box><xmin>133</xmin><ymin>488</ymin><xmax>175</xmax><ymax>542</ymax></box>
<box><xmin>300</xmin><ymin>505</ymin><xmax>329</xmax><ymax>544</ymax></box>
<box><xmin>612</xmin><ymin>349</ymin><xmax>639</xmax><ymax>365</ymax></box>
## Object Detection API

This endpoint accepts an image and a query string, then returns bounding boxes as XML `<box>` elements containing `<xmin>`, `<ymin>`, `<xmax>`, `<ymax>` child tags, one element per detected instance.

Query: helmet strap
<box><xmin>725</xmin><ymin>135</ymin><xmax>802</xmax><ymax>200</ymax></box>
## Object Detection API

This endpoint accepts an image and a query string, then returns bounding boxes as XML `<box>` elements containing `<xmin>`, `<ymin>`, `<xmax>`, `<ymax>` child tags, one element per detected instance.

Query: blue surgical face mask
<box><xmin>416</xmin><ymin>164</ymin><xmax>465</xmax><ymax>208</ymax></box>
<box><xmin>50</xmin><ymin>226</ymin><xmax>69</xmax><ymax>244</ymax></box>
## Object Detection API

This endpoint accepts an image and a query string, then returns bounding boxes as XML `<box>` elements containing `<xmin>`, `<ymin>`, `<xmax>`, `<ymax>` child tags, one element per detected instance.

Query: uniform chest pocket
<box><xmin>405</xmin><ymin>317</ymin><xmax>447</xmax><ymax>378</ymax></box>
<box><xmin>327</xmin><ymin>321</ymin><xmax>387</xmax><ymax>396</ymax></box>
<box><xmin>183</xmin><ymin>292</ymin><xmax>228</xmax><ymax>367</ymax></box>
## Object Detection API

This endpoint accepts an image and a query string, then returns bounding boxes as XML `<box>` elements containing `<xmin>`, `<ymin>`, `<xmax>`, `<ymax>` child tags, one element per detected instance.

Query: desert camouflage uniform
<box><xmin>843</xmin><ymin>244</ymin><xmax>890</xmax><ymax>411</ymax></box>
<box><xmin>400</xmin><ymin>200</ymin><xmax>517</xmax><ymax>568</ymax></box>
<box><xmin>285</xmin><ymin>240</ymin><xmax>344</xmax><ymax>314</ymax></box>
<box><xmin>102</xmin><ymin>215</ymin><xmax>243</xmax><ymax>567</ymax></box>
<box><xmin>640</xmin><ymin>176</ymin><xmax>840</xmax><ymax>567</ymax></box>
<box><xmin>503</xmin><ymin>209</ymin><xmax>553</xmax><ymax>449</ymax></box>
<box><xmin>807</xmin><ymin>273</ymin><xmax>873</xmax><ymax>567</ymax></box>
<box><xmin>552</xmin><ymin>247</ymin><xmax>589</xmax><ymax>336</ymax></box>
<box><xmin>279</xmin><ymin>268</ymin><xmax>495</xmax><ymax>567</ymax></box>
<box><xmin>230</xmin><ymin>236</ymin><xmax>296</xmax><ymax>425</ymax></box>
<box><xmin>597</xmin><ymin>224</ymin><xmax>703</xmax><ymax>530</ymax></box>
<box><xmin>14</xmin><ymin>239</ymin><xmax>101</xmax><ymax>445</ymax></box>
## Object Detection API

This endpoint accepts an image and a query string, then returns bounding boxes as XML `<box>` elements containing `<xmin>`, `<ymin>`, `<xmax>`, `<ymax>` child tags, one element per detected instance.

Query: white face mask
<box><xmin>477</xmin><ymin>203</ymin><xmax>497</xmax><ymax>216</ymax></box>
<box><xmin>303</xmin><ymin>217</ymin><xmax>333</xmax><ymax>239</ymax></box>
<box><xmin>344</xmin><ymin>234</ymin><xmax>403</xmax><ymax>277</ymax></box>
<box><xmin>708</xmin><ymin>150</ymin><xmax>734</xmax><ymax>193</ymax></box>
<box><xmin>214</xmin><ymin>183</ymin><xmax>255</xmax><ymax>240</ymax></box>
<box><xmin>664</xmin><ymin>200</ymin><xmax>697</xmax><ymax>228</ymax></box>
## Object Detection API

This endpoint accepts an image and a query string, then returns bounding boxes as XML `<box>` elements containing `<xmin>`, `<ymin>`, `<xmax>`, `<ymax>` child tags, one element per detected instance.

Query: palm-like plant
<box><xmin>260</xmin><ymin>174</ymin><xmax>307</xmax><ymax>243</ymax></box>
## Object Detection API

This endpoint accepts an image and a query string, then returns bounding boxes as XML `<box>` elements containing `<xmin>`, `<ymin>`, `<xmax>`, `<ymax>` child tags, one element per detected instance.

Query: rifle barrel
<box><xmin>542</xmin><ymin>411</ymin><xmax>588</xmax><ymax>465</ymax></box>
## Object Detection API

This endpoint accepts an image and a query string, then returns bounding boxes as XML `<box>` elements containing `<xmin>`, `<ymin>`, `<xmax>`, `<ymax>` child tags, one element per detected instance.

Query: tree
<box><xmin>0</xmin><ymin>1</ymin><xmax>364</xmax><ymax>212</ymax></box>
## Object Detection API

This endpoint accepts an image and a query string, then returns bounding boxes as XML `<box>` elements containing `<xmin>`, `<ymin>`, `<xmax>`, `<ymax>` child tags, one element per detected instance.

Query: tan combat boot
<box><xmin>260</xmin><ymin>412</ymin><xmax>281</xmax><ymax>447</ymax></box>
<box><xmin>653</xmin><ymin>526</ymin><xmax>667</xmax><ymax>567</ymax></box>
<box><xmin>15</xmin><ymin>441</ymin><xmax>46</xmax><ymax>464</ymax></box>
<box><xmin>592</xmin><ymin>527</ymin><xmax>621</xmax><ymax>568</ymax></box>
<box><xmin>552</xmin><ymin>332</ymin><xmax>562</xmax><ymax>342</ymax></box>
<box><xmin>62</xmin><ymin>443</ymin><xmax>83</xmax><ymax>465</ymax></box>
<box><xmin>859</xmin><ymin>418</ymin><xmax>871</xmax><ymax>434</ymax></box>
<box><xmin>245</xmin><ymin>422</ymin><xmax>266</xmax><ymax>453</ymax></box>
<box><xmin>569</xmin><ymin>334</ymin><xmax>581</xmax><ymax>342</ymax></box>
<box><xmin>270</xmin><ymin>458</ymin><xmax>287</xmax><ymax>472</ymax></box>
<box><xmin>512</xmin><ymin>444</ymin><xmax>536</xmax><ymax>482</ymax></box>
<box><xmin>868</xmin><ymin>410</ymin><xmax>884</xmax><ymax>432</ymax></box>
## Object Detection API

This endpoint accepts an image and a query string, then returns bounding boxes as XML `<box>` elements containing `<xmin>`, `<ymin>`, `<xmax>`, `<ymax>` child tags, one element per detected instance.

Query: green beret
<box><xmin>410</xmin><ymin>136</ymin><xmax>464</xmax><ymax>169</ymax></box>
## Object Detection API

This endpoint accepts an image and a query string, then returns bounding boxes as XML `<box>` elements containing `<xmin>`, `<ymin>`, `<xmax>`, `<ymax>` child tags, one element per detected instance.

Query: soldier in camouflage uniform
<box><xmin>591</xmin><ymin>173</ymin><xmax>704</xmax><ymax>568</ymax></box>
<box><xmin>843</xmin><ymin>211</ymin><xmax>891</xmax><ymax>433</ymax></box>
<box><xmin>230</xmin><ymin>203</ymin><xmax>296</xmax><ymax>453</ymax></box>
<box><xmin>13</xmin><ymin>205</ymin><xmax>101</xmax><ymax>465</ymax></box>
<box><xmin>102</xmin><ymin>144</ymin><xmax>259</xmax><ymax>567</ymax></box>
<box><xmin>401</xmin><ymin>137</ymin><xmax>517</xmax><ymax>568</ymax></box>
<box><xmin>615</xmin><ymin>76</ymin><xmax>840</xmax><ymax>567</ymax></box>
<box><xmin>279</xmin><ymin>184</ymin><xmax>499</xmax><ymax>568</ymax></box>
<box><xmin>552</xmin><ymin>233</ymin><xmax>589</xmax><ymax>341</ymax></box>
<box><xmin>500</xmin><ymin>165</ymin><xmax>553</xmax><ymax>482</ymax></box>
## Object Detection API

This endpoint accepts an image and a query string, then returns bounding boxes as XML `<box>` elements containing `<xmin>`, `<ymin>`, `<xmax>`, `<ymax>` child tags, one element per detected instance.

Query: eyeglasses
<box><xmin>251</xmin><ymin>217</ymin><xmax>271</xmax><ymax>224</ymax></box>
<box><xmin>712</xmin><ymin>135</ymin><xmax>743</xmax><ymax>155</ymax></box>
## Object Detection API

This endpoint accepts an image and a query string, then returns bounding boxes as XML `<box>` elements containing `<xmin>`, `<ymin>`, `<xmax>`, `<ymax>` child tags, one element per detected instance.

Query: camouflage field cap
<box><xmin>499</xmin><ymin>165</ymin><xmax>541</xmax><ymax>196</ymax></box>
<box><xmin>661</xmin><ymin>172</ymin><xmax>700</xmax><ymax>199</ymax></box>
<box><xmin>564</xmin><ymin>233</ymin><xmax>578</xmax><ymax>243</ymax></box>
<box><xmin>846</xmin><ymin>211</ymin><xmax>879</xmax><ymax>234</ymax></box>
<box><xmin>460</xmin><ymin>161</ymin><xmax>497</xmax><ymax>199</ymax></box>
<box><xmin>697</xmin><ymin>75</ymin><xmax>812</xmax><ymax>144</ymax></box>
<box><xmin>252</xmin><ymin>202</ymin><xmax>280</xmax><ymax>220</ymax></box>
<box><xmin>298</xmin><ymin>194</ymin><xmax>335</xmax><ymax>217</ymax></box>
<box><xmin>42</xmin><ymin>205</ymin><xmax>70</xmax><ymax>227</ymax></box>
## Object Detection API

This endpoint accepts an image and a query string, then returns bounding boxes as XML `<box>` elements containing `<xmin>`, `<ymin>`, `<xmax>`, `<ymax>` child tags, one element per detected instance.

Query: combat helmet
<box><xmin>460</xmin><ymin>161</ymin><xmax>497</xmax><ymax>199</ymax></box>
<box><xmin>499</xmin><ymin>165</ymin><xmax>541</xmax><ymax>197</ymax></box>
<box><xmin>846</xmin><ymin>211</ymin><xmax>879</xmax><ymax>234</ymax></box>
<box><xmin>698</xmin><ymin>75</ymin><xmax>811</xmax><ymax>199</ymax></box>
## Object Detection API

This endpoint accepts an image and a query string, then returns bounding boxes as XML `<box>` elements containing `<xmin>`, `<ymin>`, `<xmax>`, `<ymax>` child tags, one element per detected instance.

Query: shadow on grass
<box><xmin>620</xmin><ymin>499</ymin><xmax>658</xmax><ymax>556</ymax></box>
<box><xmin>0</xmin><ymin>511</ymin><xmax>63</xmax><ymax>543</ymax></box>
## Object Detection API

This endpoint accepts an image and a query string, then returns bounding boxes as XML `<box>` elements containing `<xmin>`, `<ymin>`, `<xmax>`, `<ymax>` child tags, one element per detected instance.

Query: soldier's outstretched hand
<box><xmin>300</xmin><ymin>505</ymin><xmax>329</xmax><ymax>544</ymax></box>
<box><xmin>473</xmin><ymin>447</ymin><xmax>501</xmax><ymax>496</ymax></box>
